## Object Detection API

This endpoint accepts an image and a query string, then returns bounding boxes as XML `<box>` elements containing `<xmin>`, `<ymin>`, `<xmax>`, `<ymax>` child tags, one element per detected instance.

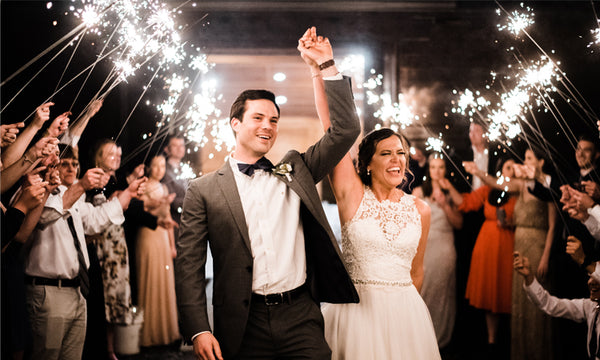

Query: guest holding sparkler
<box><xmin>1</xmin><ymin>119</ymin><xmax>59</xmax><ymax>360</ymax></box>
<box><xmin>528</xmin><ymin>134</ymin><xmax>600</xmax><ymax>360</ymax></box>
<box><xmin>465</xmin><ymin>148</ymin><xmax>556</xmax><ymax>360</ymax></box>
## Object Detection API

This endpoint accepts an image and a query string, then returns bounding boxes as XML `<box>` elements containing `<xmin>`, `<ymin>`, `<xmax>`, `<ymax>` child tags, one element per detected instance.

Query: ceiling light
<box><xmin>276</xmin><ymin>95</ymin><xmax>288</xmax><ymax>105</ymax></box>
<box><xmin>273</xmin><ymin>72</ymin><xmax>286</xmax><ymax>82</ymax></box>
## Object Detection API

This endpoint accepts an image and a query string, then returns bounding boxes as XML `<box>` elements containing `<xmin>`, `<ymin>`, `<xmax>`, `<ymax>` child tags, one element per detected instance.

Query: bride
<box><xmin>298</xmin><ymin>29</ymin><xmax>441</xmax><ymax>359</ymax></box>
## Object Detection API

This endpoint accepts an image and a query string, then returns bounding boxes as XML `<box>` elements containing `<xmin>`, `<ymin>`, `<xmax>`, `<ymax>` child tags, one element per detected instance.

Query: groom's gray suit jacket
<box><xmin>175</xmin><ymin>78</ymin><xmax>361</xmax><ymax>358</ymax></box>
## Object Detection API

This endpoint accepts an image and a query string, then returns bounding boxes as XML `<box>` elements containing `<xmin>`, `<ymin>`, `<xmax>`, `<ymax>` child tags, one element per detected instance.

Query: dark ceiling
<box><xmin>1</xmin><ymin>1</ymin><xmax>599</xmax><ymax>172</ymax></box>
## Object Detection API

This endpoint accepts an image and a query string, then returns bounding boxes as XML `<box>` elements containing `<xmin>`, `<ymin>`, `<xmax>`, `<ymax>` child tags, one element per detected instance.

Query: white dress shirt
<box><xmin>585</xmin><ymin>205</ymin><xmax>600</xmax><ymax>241</ymax></box>
<box><xmin>25</xmin><ymin>185</ymin><xmax>125</xmax><ymax>279</ymax></box>
<box><xmin>524</xmin><ymin>278</ymin><xmax>600</xmax><ymax>359</ymax></box>
<box><xmin>590</xmin><ymin>263</ymin><xmax>600</xmax><ymax>284</ymax></box>
<box><xmin>229</xmin><ymin>156</ymin><xmax>306</xmax><ymax>295</ymax></box>
<box><xmin>472</xmin><ymin>146</ymin><xmax>489</xmax><ymax>190</ymax></box>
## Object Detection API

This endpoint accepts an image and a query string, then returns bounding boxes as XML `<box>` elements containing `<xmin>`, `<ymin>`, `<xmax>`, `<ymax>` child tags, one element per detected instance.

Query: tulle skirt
<box><xmin>322</xmin><ymin>283</ymin><xmax>441</xmax><ymax>360</ymax></box>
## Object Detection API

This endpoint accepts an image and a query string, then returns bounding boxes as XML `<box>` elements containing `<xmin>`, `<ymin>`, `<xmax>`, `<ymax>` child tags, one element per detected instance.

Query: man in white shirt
<box><xmin>24</xmin><ymin>146</ymin><xmax>144</xmax><ymax>360</ymax></box>
<box><xmin>175</xmin><ymin>28</ymin><xmax>360</xmax><ymax>360</ymax></box>
<box><xmin>514</xmin><ymin>252</ymin><xmax>600</xmax><ymax>359</ymax></box>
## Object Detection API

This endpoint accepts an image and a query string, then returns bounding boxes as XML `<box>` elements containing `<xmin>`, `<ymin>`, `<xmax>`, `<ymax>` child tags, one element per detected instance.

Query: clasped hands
<box><xmin>560</xmin><ymin>184</ymin><xmax>596</xmax><ymax>221</ymax></box>
<box><xmin>297</xmin><ymin>27</ymin><xmax>335</xmax><ymax>76</ymax></box>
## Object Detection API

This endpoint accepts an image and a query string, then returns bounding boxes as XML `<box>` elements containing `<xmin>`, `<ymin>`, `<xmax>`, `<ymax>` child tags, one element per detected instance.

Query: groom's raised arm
<box><xmin>174</xmin><ymin>179</ymin><xmax>211</xmax><ymax>341</ymax></box>
<box><xmin>297</xmin><ymin>28</ymin><xmax>360</xmax><ymax>183</ymax></box>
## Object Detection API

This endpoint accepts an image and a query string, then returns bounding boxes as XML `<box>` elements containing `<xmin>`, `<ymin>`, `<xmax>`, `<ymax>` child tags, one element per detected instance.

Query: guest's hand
<box><xmin>559</xmin><ymin>185</ymin><xmax>573</xmax><ymax>206</ymax></box>
<box><xmin>566</xmin><ymin>236</ymin><xmax>586</xmax><ymax>266</ymax></box>
<box><xmin>13</xmin><ymin>181</ymin><xmax>48</xmax><ymax>213</ymax></box>
<box><xmin>80</xmin><ymin>168</ymin><xmax>106</xmax><ymax>191</ymax></box>
<box><xmin>32</xmin><ymin>102</ymin><xmax>54</xmax><ymax>128</ymax></box>
<box><xmin>438</xmin><ymin>178</ymin><xmax>453</xmax><ymax>191</ymax></box>
<box><xmin>581</xmin><ymin>181</ymin><xmax>600</xmax><ymax>202</ymax></box>
<box><xmin>431</xmin><ymin>187</ymin><xmax>446</xmax><ymax>207</ymax></box>
<box><xmin>193</xmin><ymin>333</ymin><xmax>223</xmax><ymax>360</ymax></box>
<box><xmin>44</xmin><ymin>167</ymin><xmax>61</xmax><ymax>193</ymax></box>
<box><xmin>157</xmin><ymin>217</ymin><xmax>179</xmax><ymax>230</ymax></box>
<box><xmin>127</xmin><ymin>177</ymin><xmax>147</xmax><ymax>198</ymax></box>
<box><xmin>1</xmin><ymin>122</ymin><xmax>24</xmax><ymax>147</ymax></box>
<box><xmin>87</xmin><ymin>98</ymin><xmax>103</xmax><ymax>116</ymax></box>
<box><xmin>537</xmin><ymin>253</ymin><xmax>549</xmax><ymax>280</ymax></box>
<box><xmin>462</xmin><ymin>161</ymin><xmax>480</xmax><ymax>176</ymax></box>
<box><xmin>126</xmin><ymin>164</ymin><xmax>145</xmax><ymax>184</ymax></box>
<box><xmin>47</xmin><ymin>111</ymin><xmax>71</xmax><ymax>137</ymax></box>
<box><xmin>571</xmin><ymin>188</ymin><xmax>595</xmax><ymax>211</ymax></box>
<box><xmin>513</xmin><ymin>251</ymin><xmax>534</xmax><ymax>285</ymax></box>
<box><xmin>31</xmin><ymin>136</ymin><xmax>59</xmax><ymax>160</ymax></box>
<box><xmin>562</xmin><ymin>188</ymin><xmax>593</xmax><ymax>221</ymax></box>
<box><xmin>143</xmin><ymin>197</ymin><xmax>162</xmax><ymax>212</ymax></box>
<box><xmin>23</xmin><ymin>166</ymin><xmax>45</xmax><ymax>187</ymax></box>
<box><xmin>512</xmin><ymin>164</ymin><xmax>535</xmax><ymax>180</ymax></box>
<box><xmin>166</xmin><ymin>193</ymin><xmax>176</xmax><ymax>204</ymax></box>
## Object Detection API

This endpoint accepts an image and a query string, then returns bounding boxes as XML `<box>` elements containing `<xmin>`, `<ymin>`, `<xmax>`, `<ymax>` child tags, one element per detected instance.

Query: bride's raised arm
<box><xmin>298</xmin><ymin>28</ymin><xmax>363</xmax><ymax>224</ymax></box>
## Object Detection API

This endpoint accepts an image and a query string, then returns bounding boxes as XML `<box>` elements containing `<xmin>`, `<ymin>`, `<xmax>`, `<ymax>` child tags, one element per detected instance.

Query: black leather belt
<box><xmin>25</xmin><ymin>275</ymin><xmax>80</xmax><ymax>288</ymax></box>
<box><xmin>251</xmin><ymin>284</ymin><xmax>307</xmax><ymax>306</ymax></box>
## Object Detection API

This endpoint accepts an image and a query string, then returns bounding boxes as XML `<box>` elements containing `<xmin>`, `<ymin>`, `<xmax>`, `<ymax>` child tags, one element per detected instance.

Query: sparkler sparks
<box><xmin>425</xmin><ymin>137</ymin><xmax>445</xmax><ymax>152</ymax></box>
<box><xmin>176</xmin><ymin>162</ymin><xmax>197</xmax><ymax>180</ymax></box>
<box><xmin>589</xmin><ymin>26</ymin><xmax>600</xmax><ymax>49</ymax></box>
<box><xmin>362</xmin><ymin>70</ymin><xmax>418</xmax><ymax>129</ymax></box>
<box><xmin>61</xmin><ymin>1</ymin><xmax>235</xmax><ymax>160</ymax></box>
<box><xmin>496</xmin><ymin>3</ymin><xmax>535</xmax><ymax>36</ymax></box>
<box><xmin>452</xmin><ymin>55</ymin><xmax>562</xmax><ymax>141</ymax></box>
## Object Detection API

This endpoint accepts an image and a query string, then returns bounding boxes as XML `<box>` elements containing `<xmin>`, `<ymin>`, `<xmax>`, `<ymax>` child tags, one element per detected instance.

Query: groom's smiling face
<box><xmin>231</xmin><ymin>99</ymin><xmax>280</xmax><ymax>159</ymax></box>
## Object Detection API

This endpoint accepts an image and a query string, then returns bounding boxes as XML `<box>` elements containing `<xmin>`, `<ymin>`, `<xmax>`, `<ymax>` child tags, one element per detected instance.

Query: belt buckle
<box><xmin>264</xmin><ymin>293</ymin><xmax>283</xmax><ymax>306</ymax></box>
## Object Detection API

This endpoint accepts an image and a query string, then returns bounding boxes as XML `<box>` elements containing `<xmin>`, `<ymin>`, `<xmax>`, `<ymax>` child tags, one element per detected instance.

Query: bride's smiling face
<box><xmin>368</xmin><ymin>135</ymin><xmax>407</xmax><ymax>189</ymax></box>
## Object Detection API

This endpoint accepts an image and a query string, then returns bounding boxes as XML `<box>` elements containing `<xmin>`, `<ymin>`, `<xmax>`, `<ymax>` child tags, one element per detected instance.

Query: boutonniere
<box><xmin>272</xmin><ymin>162</ymin><xmax>293</xmax><ymax>182</ymax></box>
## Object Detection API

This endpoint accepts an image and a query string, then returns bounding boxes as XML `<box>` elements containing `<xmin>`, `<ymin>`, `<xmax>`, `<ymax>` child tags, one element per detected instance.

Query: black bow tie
<box><xmin>237</xmin><ymin>157</ymin><xmax>274</xmax><ymax>176</ymax></box>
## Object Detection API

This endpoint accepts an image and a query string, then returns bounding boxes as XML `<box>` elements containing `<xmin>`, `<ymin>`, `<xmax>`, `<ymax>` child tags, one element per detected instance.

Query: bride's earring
<box><xmin>367</xmin><ymin>169</ymin><xmax>371</xmax><ymax>176</ymax></box>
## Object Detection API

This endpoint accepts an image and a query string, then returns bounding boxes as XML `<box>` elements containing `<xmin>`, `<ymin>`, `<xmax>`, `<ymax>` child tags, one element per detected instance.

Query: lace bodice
<box><xmin>341</xmin><ymin>186</ymin><xmax>422</xmax><ymax>286</ymax></box>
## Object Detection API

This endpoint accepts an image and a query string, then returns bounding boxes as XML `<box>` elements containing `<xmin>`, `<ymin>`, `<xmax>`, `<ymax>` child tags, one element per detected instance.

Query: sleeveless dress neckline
<box><xmin>322</xmin><ymin>185</ymin><xmax>441</xmax><ymax>359</ymax></box>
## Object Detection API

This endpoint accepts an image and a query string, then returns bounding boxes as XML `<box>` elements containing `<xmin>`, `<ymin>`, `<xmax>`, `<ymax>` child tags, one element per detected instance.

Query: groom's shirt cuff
<box><xmin>323</xmin><ymin>73</ymin><xmax>343</xmax><ymax>80</ymax></box>
<box><xmin>191</xmin><ymin>331</ymin><xmax>211</xmax><ymax>342</ymax></box>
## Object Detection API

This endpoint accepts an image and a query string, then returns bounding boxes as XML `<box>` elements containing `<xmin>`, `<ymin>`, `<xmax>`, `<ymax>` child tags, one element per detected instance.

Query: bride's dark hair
<box><xmin>357</xmin><ymin>128</ymin><xmax>411</xmax><ymax>186</ymax></box>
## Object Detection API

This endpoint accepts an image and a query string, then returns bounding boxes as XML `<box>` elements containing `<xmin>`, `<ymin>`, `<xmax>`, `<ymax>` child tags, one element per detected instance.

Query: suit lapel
<box><xmin>216</xmin><ymin>162</ymin><xmax>252</xmax><ymax>252</ymax></box>
<box><xmin>273</xmin><ymin>155</ymin><xmax>328</xmax><ymax>231</ymax></box>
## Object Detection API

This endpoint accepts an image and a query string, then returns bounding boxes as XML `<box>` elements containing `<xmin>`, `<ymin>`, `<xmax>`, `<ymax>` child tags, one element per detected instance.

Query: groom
<box><xmin>175</xmin><ymin>27</ymin><xmax>360</xmax><ymax>360</ymax></box>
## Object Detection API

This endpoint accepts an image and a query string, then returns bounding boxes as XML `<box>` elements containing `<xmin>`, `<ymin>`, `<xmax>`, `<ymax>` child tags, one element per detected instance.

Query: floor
<box><xmin>120</xmin><ymin>343</ymin><xmax>195</xmax><ymax>360</ymax></box>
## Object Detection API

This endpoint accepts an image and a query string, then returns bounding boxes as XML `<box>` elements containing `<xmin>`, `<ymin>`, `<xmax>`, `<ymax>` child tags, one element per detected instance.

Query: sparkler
<box><xmin>425</xmin><ymin>136</ymin><xmax>445</xmax><ymax>153</ymax></box>
<box><xmin>589</xmin><ymin>26</ymin><xmax>600</xmax><ymax>49</ymax></box>
<box><xmin>496</xmin><ymin>3</ymin><xmax>535</xmax><ymax>36</ymax></box>
<box><xmin>452</xmin><ymin>55</ymin><xmax>562</xmax><ymax>142</ymax></box>
<box><xmin>361</xmin><ymin>70</ymin><xmax>418</xmax><ymax>130</ymax></box>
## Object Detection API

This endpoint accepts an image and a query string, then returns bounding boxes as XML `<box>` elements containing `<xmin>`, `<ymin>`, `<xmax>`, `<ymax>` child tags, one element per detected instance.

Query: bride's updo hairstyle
<box><xmin>357</xmin><ymin>128</ymin><xmax>411</xmax><ymax>186</ymax></box>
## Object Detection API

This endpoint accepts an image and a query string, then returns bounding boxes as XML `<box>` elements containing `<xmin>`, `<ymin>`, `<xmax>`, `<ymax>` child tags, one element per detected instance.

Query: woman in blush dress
<box><xmin>413</xmin><ymin>153</ymin><xmax>463</xmax><ymax>349</ymax></box>
<box><xmin>300</xmin><ymin>30</ymin><xmax>440</xmax><ymax>359</ymax></box>
<box><xmin>137</xmin><ymin>155</ymin><xmax>180</xmax><ymax>347</ymax></box>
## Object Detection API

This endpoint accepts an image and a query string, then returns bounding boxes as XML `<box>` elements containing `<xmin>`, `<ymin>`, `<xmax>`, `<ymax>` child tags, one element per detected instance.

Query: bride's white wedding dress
<box><xmin>322</xmin><ymin>186</ymin><xmax>441</xmax><ymax>359</ymax></box>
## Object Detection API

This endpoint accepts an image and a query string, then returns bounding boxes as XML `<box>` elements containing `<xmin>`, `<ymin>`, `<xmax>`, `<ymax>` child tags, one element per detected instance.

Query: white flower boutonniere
<box><xmin>272</xmin><ymin>162</ymin><xmax>293</xmax><ymax>182</ymax></box>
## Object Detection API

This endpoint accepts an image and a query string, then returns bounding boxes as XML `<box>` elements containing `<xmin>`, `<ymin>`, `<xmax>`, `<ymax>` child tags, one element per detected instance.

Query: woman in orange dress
<box><xmin>446</xmin><ymin>157</ymin><xmax>517</xmax><ymax>349</ymax></box>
